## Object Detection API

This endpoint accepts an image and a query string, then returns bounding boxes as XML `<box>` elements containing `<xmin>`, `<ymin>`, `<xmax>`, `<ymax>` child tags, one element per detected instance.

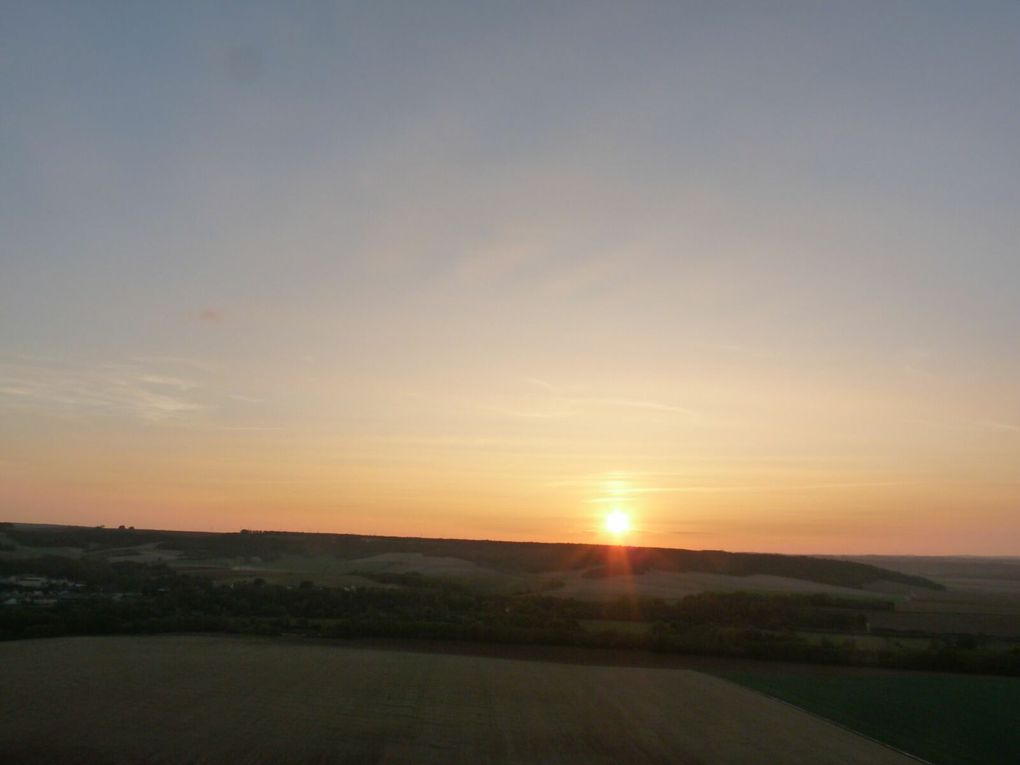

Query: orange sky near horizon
<box><xmin>3</xmin><ymin>371</ymin><xmax>1018</xmax><ymax>555</ymax></box>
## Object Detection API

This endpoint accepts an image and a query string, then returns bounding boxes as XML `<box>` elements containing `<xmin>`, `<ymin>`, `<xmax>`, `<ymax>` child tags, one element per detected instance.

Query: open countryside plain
<box><xmin>0</xmin><ymin>635</ymin><xmax>917</xmax><ymax>765</ymax></box>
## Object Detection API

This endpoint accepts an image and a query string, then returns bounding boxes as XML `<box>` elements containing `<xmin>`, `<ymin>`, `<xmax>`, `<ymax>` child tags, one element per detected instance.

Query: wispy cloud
<box><xmin>580</xmin><ymin>397</ymin><xmax>696</xmax><ymax>415</ymax></box>
<box><xmin>581</xmin><ymin>480</ymin><xmax>910</xmax><ymax>499</ymax></box>
<box><xmin>137</xmin><ymin>374</ymin><xmax>198</xmax><ymax>390</ymax></box>
<box><xmin>515</xmin><ymin>377</ymin><xmax>698</xmax><ymax>418</ymax></box>
<box><xmin>226</xmin><ymin>393</ymin><xmax>265</xmax><ymax>404</ymax></box>
<box><xmin>130</xmin><ymin>355</ymin><xmax>216</xmax><ymax>372</ymax></box>
<box><xmin>903</xmin><ymin>416</ymin><xmax>1020</xmax><ymax>434</ymax></box>
<box><xmin>524</xmin><ymin>377</ymin><xmax>558</xmax><ymax>393</ymax></box>
<box><xmin>965</xmin><ymin>419</ymin><xmax>1020</xmax><ymax>433</ymax></box>
<box><xmin>485</xmin><ymin>407</ymin><xmax>572</xmax><ymax>419</ymax></box>
<box><xmin>0</xmin><ymin>360</ymin><xmax>207</xmax><ymax>422</ymax></box>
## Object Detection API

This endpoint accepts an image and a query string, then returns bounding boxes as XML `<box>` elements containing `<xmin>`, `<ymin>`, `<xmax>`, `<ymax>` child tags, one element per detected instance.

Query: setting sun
<box><xmin>605</xmin><ymin>510</ymin><xmax>631</xmax><ymax>536</ymax></box>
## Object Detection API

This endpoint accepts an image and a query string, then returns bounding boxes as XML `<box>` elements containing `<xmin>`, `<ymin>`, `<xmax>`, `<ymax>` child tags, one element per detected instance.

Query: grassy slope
<box><xmin>712</xmin><ymin>669</ymin><xmax>1020</xmax><ymax>765</ymax></box>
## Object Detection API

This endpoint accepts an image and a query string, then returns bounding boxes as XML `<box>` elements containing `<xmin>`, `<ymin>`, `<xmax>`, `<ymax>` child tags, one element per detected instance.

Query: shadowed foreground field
<box><xmin>0</xmin><ymin>636</ymin><xmax>914</xmax><ymax>764</ymax></box>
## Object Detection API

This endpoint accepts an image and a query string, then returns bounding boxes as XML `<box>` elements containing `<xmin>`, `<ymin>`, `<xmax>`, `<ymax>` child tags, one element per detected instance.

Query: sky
<box><xmin>2</xmin><ymin>2</ymin><xmax>1019</xmax><ymax>554</ymax></box>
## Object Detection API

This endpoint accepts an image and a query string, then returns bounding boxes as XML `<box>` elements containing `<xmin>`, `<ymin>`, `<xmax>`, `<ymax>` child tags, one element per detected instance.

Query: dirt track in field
<box><xmin>0</xmin><ymin>635</ymin><xmax>917</xmax><ymax>764</ymax></box>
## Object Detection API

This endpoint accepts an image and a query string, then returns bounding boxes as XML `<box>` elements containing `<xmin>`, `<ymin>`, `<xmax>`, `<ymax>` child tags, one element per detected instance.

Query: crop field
<box><xmin>0</xmin><ymin>635</ymin><xmax>915</xmax><ymax>764</ymax></box>
<box><xmin>713</xmin><ymin>667</ymin><xmax>1020</xmax><ymax>765</ymax></box>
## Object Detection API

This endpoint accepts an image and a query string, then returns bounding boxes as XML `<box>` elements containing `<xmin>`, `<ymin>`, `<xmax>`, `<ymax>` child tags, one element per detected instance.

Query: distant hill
<box><xmin>833</xmin><ymin>554</ymin><xmax>1020</xmax><ymax>595</ymax></box>
<box><xmin>1</xmin><ymin>522</ymin><xmax>942</xmax><ymax>592</ymax></box>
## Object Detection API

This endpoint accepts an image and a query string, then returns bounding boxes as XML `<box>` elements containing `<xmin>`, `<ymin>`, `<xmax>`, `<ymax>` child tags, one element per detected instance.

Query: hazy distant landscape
<box><xmin>4</xmin><ymin>522</ymin><xmax>1020</xmax><ymax>763</ymax></box>
<box><xmin>5</xmin><ymin>522</ymin><xmax>1020</xmax><ymax>668</ymax></box>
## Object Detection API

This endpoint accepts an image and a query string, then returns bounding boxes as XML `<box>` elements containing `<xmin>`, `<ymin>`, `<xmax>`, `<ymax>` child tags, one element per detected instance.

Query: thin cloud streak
<box><xmin>580</xmin><ymin>397</ymin><xmax>697</xmax><ymax>416</ymax></box>
<box><xmin>130</xmin><ymin>355</ymin><xmax>217</xmax><ymax>372</ymax></box>
<box><xmin>903</xmin><ymin>416</ymin><xmax>1020</xmax><ymax>434</ymax></box>
<box><xmin>582</xmin><ymin>480</ymin><xmax>912</xmax><ymax>499</ymax></box>
<box><xmin>965</xmin><ymin>419</ymin><xmax>1020</xmax><ymax>434</ymax></box>
<box><xmin>518</xmin><ymin>377</ymin><xmax>699</xmax><ymax>418</ymax></box>
<box><xmin>0</xmin><ymin>360</ymin><xmax>206</xmax><ymax>422</ymax></box>
<box><xmin>485</xmin><ymin>407</ymin><xmax>573</xmax><ymax>419</ymax></box>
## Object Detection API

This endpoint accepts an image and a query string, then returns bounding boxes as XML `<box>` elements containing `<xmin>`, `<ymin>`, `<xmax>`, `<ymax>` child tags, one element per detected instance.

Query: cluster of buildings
<box><xmin>0</xmin><ymin>575</ymin><xmax>85</xmax><ymax>607</ymax></box>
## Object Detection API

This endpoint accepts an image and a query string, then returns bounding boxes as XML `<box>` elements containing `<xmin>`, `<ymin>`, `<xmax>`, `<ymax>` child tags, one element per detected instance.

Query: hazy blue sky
<box><xmin>2</xmin><ymin>2</ymin><xmax>1019</xmax><ymax>553</ymax></box>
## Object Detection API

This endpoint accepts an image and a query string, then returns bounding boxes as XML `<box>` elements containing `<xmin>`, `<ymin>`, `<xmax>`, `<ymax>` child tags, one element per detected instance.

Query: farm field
<box><xmin>713</xmin><ymin>667</ymin><xmax>1020</xmax><ymax>765</ymax></box>
<box><xmin>0</xmin><ymin>635</ymin><xmax>916</xmax><ymax>765</ymax></box>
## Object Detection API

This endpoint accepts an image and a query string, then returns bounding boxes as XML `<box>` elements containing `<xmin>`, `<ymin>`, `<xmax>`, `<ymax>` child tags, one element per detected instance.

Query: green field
<box><xmin>0</xmin><ymin>635</ymin><xmax>916</xmax><ymax>764</ymax></box>
<box><xmin>713</xmin><ymin>669</ymin><xmax>1020</xmax><ymax>765</ymax></box>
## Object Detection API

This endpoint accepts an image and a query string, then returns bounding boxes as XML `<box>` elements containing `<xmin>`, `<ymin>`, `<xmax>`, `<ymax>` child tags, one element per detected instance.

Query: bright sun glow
<box><xmin>605</xmin><ymin>509</ymin><xmax>631</xmax><ymax>535</ymax></box>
